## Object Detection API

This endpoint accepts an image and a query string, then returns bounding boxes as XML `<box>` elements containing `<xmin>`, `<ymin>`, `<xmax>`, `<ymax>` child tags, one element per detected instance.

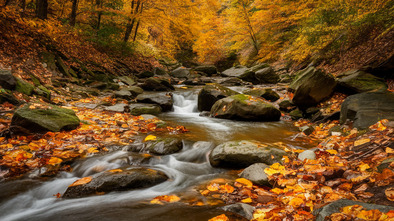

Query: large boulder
<box><xmin>114</xmin><ymin>89</ymin><xmax>133</xmax><ymax>99</ymax></box>
<box><xmin>15</xmin><ymin>77</ymin><xmax>34</xmax><ymax>96</ymax></box>
<box><xmin>62</xmin><ymin>168</ymin><xmax>168</xmax><ymax>198</ymax></box>
<box><xmin>290</xmin><ymin>67</ymin><xmax>336</xmax><ymax>109</ymax></box>
<box><xmin>197</xmin><ymin>83</ymin><xmax>239</xmax><ymax>112</ymax></box>
<box><xmin>193</xmin><ymin>65</ymin><xmax>217</xmax><ymax>76</ymax></box>
<box><xmin>249</xmin><ymin>63</ymin><xmax>270</xmax><ymax>72</ymax></box>
<box><xmin>136</xmin><ymin>93</ymin><xmax>173</xmax><ymax>111</ymax></box>
<box><xmin>314</xmin><ymin>199</ymin><xmax>394</xmax><ymax>221</ymax></box>
<box><xmin>129</xmin><ymin>103</ymin><xmax>162</xmax><ymax>116</ymax></box>
<box><xmin>340</xmin><ymin>92</ymin><xmax>394</xmax><ymax>129</ymax></box>
<box><xmin>11</xmin><ymin>102</ymin><xmax>80</xmax><ymax>133</ymax></box>
<box><xmin>210</xmin><ymin>94</ymin><xmax>281</xmax><ymax>121</ymax></box>
<box><xmin>243</xmin><ymin>88</ymin><xmax>280</xmax><ymax>102</ymax></box>
<box><xmin>136</xmin><ymin>71</ymin><xmax>154</xmax><ymax>79</ymax></box>
<box><xmin>337</xmin><ymin>69</ymin><xmax>387</xmax><ymax>94</ymax></box>
<box><xmin>220</xmin><ymin>77</ymin><xmax>251</xmax><ymax>86</ymax></box>
<box><xmin>0</xmin><ymin>69</ymin><xmax>16</xmax><ymax>90</ymax></box>
<box><xmin>123</xmin><ymin>86</ymin><xmax>144</xmax><ymax>97</ymax></box>
<box><xmin>222</xmin><ymin>66</ymin><xmax>258</xmax><ymax>84</ymax></box>
<box><xmin>117</xmin><ymin>76</ymin><xmax>136</xmax><ymax>86</ymax></box>
<box><xmin>255</xmin><ymin>67</ymin><xmax>279</xmax><ymax>84</ymax></box>
<box><xmin>146</xmin><ymin>138</ymin><xmax>183</xmax><ymax>155</ymax></box>
<box><xmin>170</xmin><ymin>67</ymin><xmax>191</xmax><ymax>78</ymax></box>
<box><xmin>140</xmin><ymin>77</ymin><xmax>174</xmax><ymax>91</ymax></box>
<box><xmin>209</xmin><ymin>140</ymin><xmax>287</xmax><ymax>168</ymax></box>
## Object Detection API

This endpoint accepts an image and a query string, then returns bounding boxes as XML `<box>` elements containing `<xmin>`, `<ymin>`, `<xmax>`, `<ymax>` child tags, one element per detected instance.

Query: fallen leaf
<box><xmin>208</xmin><ymin>214</ymin><xmax>229</xmax><ymax>221</ymax></box>
<box><xmin>354</xmin><ymin>138</ymin><xmax>370</xmax><ymax>146</ymax></box>
<box><xmin>326</xmin><ymin>149</ymin><xmax>338</xmax><ymax>155</ymax></box>
<box><xmin>235</xmin><ymin>178</ymin><xmax>253</xmax><ymax>188</ymax></box>
<box><xmin>241</xmin><ymin>197</ymin><xmax>252</xmax><ymax>203</ymax></box>
<box><xmin>386</xmin><ymin>147</ymin><xmax>394</xmax><ymax>154</ymax></box>
<box><xmin>144</xmin><ymin>135</ymin><xmax>157</xmax><ymax>142</ymax></box>
<box><xmin>48</xmin><ymin>157</ymin><xmax>62</xmax><ymax>165</ymax></box>
<box><xmin>108</xmin><ymin>169</ymin><xmax>123</xmax><ymax>173</ymax></box>
<box><xmin>385</xmin><ymin>187</ymin><xmax>394</xmax><ymax>201</ymax></box>
<box><xmin>69</xmin><ymin>177</ymin><xmax>92</xmax><ymax>187</ymax></box>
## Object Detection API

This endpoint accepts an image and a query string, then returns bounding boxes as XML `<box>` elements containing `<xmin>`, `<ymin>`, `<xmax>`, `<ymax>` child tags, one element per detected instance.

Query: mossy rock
<box><xmin>11</xmin><ymin>102</ymin><xmax>80</xmax><ymax>133</ymax></box>
<box><xmin>337</xmin><ymin>70</ymin><xmax>387</xmax><ymax>94</ymax></box>
<box><xmin>15</xmin><ymin>77</ymin><xmax>34</xmax><ymax>96</ymax></box>
<box><xmin>289</xmin><ymin>108</ymin><xmax>303</xmax><ymax>120</ymax></box>
<box><xmin>129</xmin><ymin>104</ymin><xmax>162</xmax><ymax>116</ymax></box>
<box><xmin>0</xmin><ymin>88</ymin><xmax>21</xmax><ymax>105</ymax></box>
<box><xmin>244</xmin><ymin>88</ymin><xmax>280</xmax><ymax>102</ymax></box>
<box><xmin>34</xmin><ymin>85</ymin><xmax>51</xmax><ymax>100</ymax></box>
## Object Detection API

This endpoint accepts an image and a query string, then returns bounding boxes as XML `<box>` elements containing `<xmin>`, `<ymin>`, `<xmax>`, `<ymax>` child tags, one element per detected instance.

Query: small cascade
<box><xmin>171</xmin><ymin>91</ymin><xmax>198</xmax><ymax>114</ymax></box>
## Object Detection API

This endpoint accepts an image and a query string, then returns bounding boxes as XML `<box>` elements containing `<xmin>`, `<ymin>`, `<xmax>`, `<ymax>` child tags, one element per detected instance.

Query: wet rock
<box><xmin>197</xmin><ymin>83</ymin><xmax>239</xmax><ymax>112</ymax></box>
<box><xmin>136</xmin><ymin>71</ymin><xmax>154</xmax><ymax>78</ymax></box>
<box><xmin>129</xmin><ymin>103</ymin><xmax>162</xmax><ymax>116</ymax></box>
<box><xmin>210</xmin><ymin>94</ymin><xmax>281</xmax><ymax>121</ymax></box>
<box><xmin>314</xmin><ymin>199</ymin><xmax>394</xmax><ymax>221</ymax></box>
<box><xmin>199</xmin><ymin>111</ymin><xmax>211</xmax><ymax>117</ymax></box>
<box><xmin>153</xmin><ymin>67</ymin><xmax>167</xmax><ymax>76</ymax></box>
<box><xmin>255</xmin><ymin>67</ymin><xmax>279</xmax><ymax>84</ymax></box>
<box><xmin>337</xmin><ymin>69</ymin><xmax>387</xmax><ymax>94</ymax></box>
<box><xmin>221</xmin><ymin>203</ymin><xmax>254</xmax><ymax>220</ymax></box>
<box><xmin>244</xmin><ymin>88</ymin><xmax>280</xmax><ymax>102</ymax></box>
<box><xmin>117</xmin><ymin>76</ymin><xmax>136</xmax><ymax>86</ymax></box>
<box><xmin>62</xmin><ymin>168</ymin><xmax>168</xmax><ymax>198</ymax></box>
<box><xmin>279</xmin><ymin>100</ymin><xmax>296</xmax><ymax>112</ymax></box>
<box><xmin>146</xmin><ymin>138</ymin><xmax>183</xmax><ymax>155</ymax></box>
<box><xmin>298</xmin><ymin>149</ymin><xmax>316</xmax><ymax>161</ymax></box>
<box><xmin>170</xmin><ymin>67</ymin><xmax>191</xmax><ymax>79</ymax></box>
<box><xmin>136</xmin><ymin>93</ymin><xmax>173</xmax><ymax>111</ymax></box>
<box><xmin>15</xmin><ymin>77</ymin><xmax>34</xmax><ymax>96</ymax></box>
<box><xmin>299</xmin><ymin>125</ymin><xmax>314</xmax><ymax>135</ymax></box>
<box><xmin>289</xmin><ymin>108</ymin><xmax>303</xmax><ymax>120</ymax></box>
<box><xmin>340</xmin><ymin>92</ymin><xmax>394</xmax><ymax>129</ymax></box>
<box><xmin>140</xmin><ymin>77</ymin><xmax>174</xmax><ymax>91</ymax></box>
<box><xmin>289</xmin><ymin>67</ymin><xmax>336</xmax><ymax>109</ymax></box>
<box><xmin>105</xmin><ymin>103</ymin><xmax>128</xmax><ymax>112</ymax></box>
<box><xmin>193</xmin><ymin>65</ymin><xmax>217</xmax><ymax>76</ymax></box>
<box><xmin>0</xmin><ymin>69</ymin><xmax>16</xmax><ymax>90</ymax></box>
<box><xmin>239</xmin><ymin>163</ymin><xmax>270</xmax><ymax>186</ymax></box>
<box><xmin>209</xmin><ymin>140</ymin><xmax>287</xmax><ymax>168</ymax></box>
<box><xmin>11</xmin><ymin>102</ymin><xmax>80</xmax><ymax>133</ymax></box>
<box><xmin>114</xmin><ymin>89</ymin><xmax>133</xmax><ymax>99</ymax></box>
<box><xmin>222</xmin><ymin>65</ymin><xmax>249</xmax><ymax>77</ymax></box>
<box><xmin>123</xmin><ymin>86</ymin><xmax>144</xmax><ymax>97</ymax></box>
<box><xmin>220</xmin><ymin>77</ymin><xmax>251</xmax><ymax>86</ymax></box>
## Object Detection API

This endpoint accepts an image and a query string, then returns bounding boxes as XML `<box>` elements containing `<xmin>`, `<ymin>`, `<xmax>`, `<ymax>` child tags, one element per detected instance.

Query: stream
<box><xmin>0</xmin><ymin>87</ymin><xmax>309</xmax><ymax>221</ymax></box>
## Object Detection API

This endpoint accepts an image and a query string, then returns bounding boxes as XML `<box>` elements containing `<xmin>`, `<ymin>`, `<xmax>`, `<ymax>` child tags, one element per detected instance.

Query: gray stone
<box><xmin>239</xmin><ymin>163</ymin><xmax>270</xmax><ymax>186</ymax></box>
<box><xmin>136</xmin><ymin>71</ymin><xmax>154</xmax><ymax>78</ymax></box>
<box><xmin>136</xmin><ymin>93</ymin><xmax>173</xmax><ymax>111</ymax></box>
<box><xmin>62</xmin><ymin>168</ymin><xmax>168</xmax><ymax>198</ymax></box>
<box><xmin>0</xmin><ymin>69</ymin><xmax>16</xmax><ymax>90</ymax></box>
<box><xmin>220</xmin><ymin>77</ymin><xmax>251</xmax><ymax>86</ymax></box>
<box><xmin>221</xmin><ymin>203</ymin><xmax>254</xmax><ymax>220</ymax></box>
<box><xmin>255</xmin><ymin>67</ymin><xmax>279</xmax><ymax>84</ymax></box>
<box><xmin>290</xmin><ymin>67</ymin><xmax>336</xmax><ymax>109</ymax></box>
<box><xmin>193</xmin><ymin>65</ymin><xmax>217</xmax><ymax>76</ymax></box>
<box><xmin>33</xmin><ymin>85</ymin><xmax>51</xmax><ymax>100</ymax></box>
<box><xmin>210</xmin><ymin>94</ymin><xmax>281</xmax><ymax>121</ymax></box>
<box><xmin>340</xmin><ymin>92</ymin><xmax>394</xmax><ymax>129</ymax></box>
<box><xmin>209</xmin><ymin>140</ymin><xmax>287</xmax><ymax>168</ymax></box>
<box><xmin>314</xmin><ymin>199</ymin><xmax>394</xmax><ymax>221</ymax></box>
<box><xmin>114</xmin><ymin>89</ymin><xmax>133</xmax><ymax>99</ymax></box>
<box><xmin>222</xmin><ymin>65</ymin><xmax>249</xmax><ymax>77</ymax></box>
<box><xmin>117</xmin><ymin>76</ymin><xmax>135</xmax><ymax>86</ymax></box>
<box><xmin>337</xmin><ymin>69</ymin><xmax>387</xmax><ymax>94</ymax></box>
<box><xmin>105</xmin><ymin>103</ymin><xmax>128</xmax><ymax>112</ymax></box>
<box><xmin>129</xmin><ymin>103</ymin><xmax>162</xmax><ymax>116</ymax></box>
<box><xmin>249</xmin><ymin>63</ymin><xmax>270</xmax><ymax>72</ymax></box>
<box><xmin>170</xmin><ymin>67</ymin><xmax>191</xmax><ymax>78</ymax></box>
<box><xmin>299</xmin><ymin>125</ymin><xmax>314</xmax><ymax>135</ymax></box>
<box><xmin>123</xmin><ymin>86</ymin><xmax>144</xmax><ymax>97</ymax></box>
<box><xmin>298</xmin><ymin>149</ymin><xmax>316</xmax><ymax>161</ymax></box>
<box><xmin>147</xmin><ymin>138</ymin><xmax>183</xmax><ymax>155</ymax></box>
<box><xmin>244</xmin><ymin>88</ymin><xmax>280</xmax><ymax>102</ymax></box>
<box><xmin>197</xmin><ymin>83</ymin><xmax>239</xmax><ymax>112</ymax></box>
<box><xmin>11</xmin><ymin>102</ymin><xmax>80</xmax><ymax>133</ymax></box>
<box><xmin>279</xmin><ymin>100</ymin><xmax>295</xmax><ymax>112</ymax></box>
<box><xmin>289</xmin><ymin>109</ymin><xmax>303</xmax><ymax>120</ymax></box>
<box><xmin>153</xmin><ymin>67</ymin><xmax>167</xmax><ymax>76</ymax></box>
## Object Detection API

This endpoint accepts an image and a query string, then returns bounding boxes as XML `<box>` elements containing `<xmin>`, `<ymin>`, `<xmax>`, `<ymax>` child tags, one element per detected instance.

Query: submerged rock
<box><xmin>209</xmin><ymin>140</ymin><xmax>287</xmax><ymax>168</ymax></box>
<box><xmin>210</xmin><ymin>94</ymin><xmax>281</xmax><ymax>121</ymax></box>
<box><xmin>340</xmin><ymin>92</ymin><xmax>394</xmax><ymax>129</ymax></box>
<box><xmin>62</xmin><ymin>168</ymin><xmax>168</xmax><ymax>198</ymax></box>
<box><xmin>197</xmin><ymin>83</ymin><xmax>238</xmax><ymax>112</ymax></box>
<box><xmin>146</xmin><ymin>138</ymin><xmax>183</xmax><ymax>155</ymax></box>
<box><xmin>11</xmin><ymin>102</ymin><xmax>80</xmax><ymax>133</ymax></box>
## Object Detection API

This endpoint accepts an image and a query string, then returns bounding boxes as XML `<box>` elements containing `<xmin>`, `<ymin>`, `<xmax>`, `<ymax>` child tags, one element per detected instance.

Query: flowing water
<box><xmin>0</xmin><ymin>88</ymin><xmax>308</xmax><ymax>221</ymax></box>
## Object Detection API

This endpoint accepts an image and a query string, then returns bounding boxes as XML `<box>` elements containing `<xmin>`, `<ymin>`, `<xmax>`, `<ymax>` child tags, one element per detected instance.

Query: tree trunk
<box><xmin>132</xmin><ymin>3</ymin><xmax>143</xmax><ymax>42</ymax></box>
<box><xmin>124</xmin><ymin>0</ymin><xmax>142</xmax><ymax>43</ymax></box>
<box><xmin>95</xmin><ymin>0</ymin><xmax>103</xmax><ymax>29</ymax></box>
<box><xmin>35</xmin><ymin>0</ymin><xmax>48</xmax><ymax>20</ymax></box>
<box><xmin>70</xmin><ymin>0</ymin><xmax>79</xmax><ymax>26</ymax></box>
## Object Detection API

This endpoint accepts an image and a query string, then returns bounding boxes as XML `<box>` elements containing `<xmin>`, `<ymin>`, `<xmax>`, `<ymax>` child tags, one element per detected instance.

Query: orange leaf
<box><xmin>222</xmin><ymin>184</ymin><xmax>235</xmax><ymax>193</ymax></box>
<box><xmin>289</xmin><ymin>197</ymin><xmax>304</xmax><ymax>208</ymax></box>
<box><xmin>108</xmin><ymin>169</ymin><xmax>123</xmax><ymax>173</ymax></box>
<box><xmin>235</xmin><ymin>178</ymin><xmax>253</xmax><ymax>188</ymax></box>
<box><xmin>150</xmin><ymin>195</ymin><xmax>180</xmax><ymax>204</ymax></box>
<box><xmin>241</xmin><ymin>197</ymin><xmax>252</xmax><ymax>203</ymax></box>
<box><xmin>385</xmin><ymin>187</ymin><xmax>394</xmax><ymax>201</ymax></box>
<box><xmin>208</xmin><ymin>214</ymin><xmax>229</xmax><ymax>221</ymax></box>
<box><xmin>354</xmin><ymin>138</ymin><xmax>370</xmax><ymax>146</ymax></box>
<box><xmin>69</xmin><ymin>177</ymin><xmax>92</xmax><ymax>187</ymax></box>
<box><xmin>48</xmin><ymin>157</ymin><xmax>62</xmax><ymax>165</ymax></box>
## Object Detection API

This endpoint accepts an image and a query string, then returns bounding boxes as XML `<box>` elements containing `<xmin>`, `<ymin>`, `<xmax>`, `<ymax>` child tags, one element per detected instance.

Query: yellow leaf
<box><xmin>87</xmin><ymin>147</ymin><xmax>99</xmax><ymax>153</ymax></box>
<box><xmin>235</xmin><ymin>178</ymin><xmax>253</xmax><ymax>188</ymax></box>
<box><xmin>144</xmin><ymin>135</ymin><xmax>157</xmax><ymax>142</ymax></box>
<box><xmin>48</xmin><ymin>157</ymin><xmax>62</xmax><ymax>165</ymax></box>
<box><xmin>358</xmin><ymin>163</ymin><xmax>370</xmax><ymax>172</ymax></box>
<box><xmin>326</xmin><ymin>149</ymin><xmax>338</xmax><ymax>155</ymax></box>
<box><xmin>150</xmin><ymin>195</ymin><xmax>180</xmax><ymax>204</ymax></box>
<box><xmin>354</xmin><ymin>138</ymin><xmax>370</xmax><ymax>146</ymax></box>
<box><xmin>108</xmin><ymin>169</ymin><xmax>123</xmax><ymax>173</ymax></box>
<box><xmin>386</xmin><ymin>147</ymin><xmax>394</xmax><ymax>154</ymax></box>
<box><xmin>69</xmin><ymin>177</ymin><xmax>92</xmax><ymax>187</ymax></box>
<box><xmin>241</xmin><ymin>197</ymin><xmax>252</xmax><ymax>203</ymax></box>
<box><xmin>289</xmin><ymin>197</ymin><xmax>304</xmax><ymax>208</ymax></box>
<box><xmin>222</xmin><ymin>184</ymin><xmax>235</xmax><ymax>193</ymax></box>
